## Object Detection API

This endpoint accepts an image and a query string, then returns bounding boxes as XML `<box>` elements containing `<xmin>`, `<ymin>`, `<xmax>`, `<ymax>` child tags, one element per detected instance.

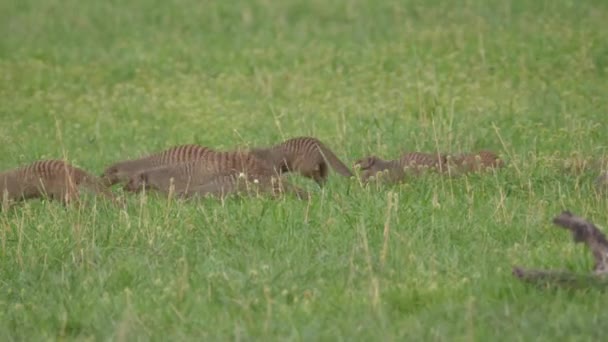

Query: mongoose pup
<box><xmin>1</xmin><ymin>159</ymin><xmax>121</xmax><ymax>208</ymax></box>
<box><xmin>354</xmin><ymin>152</ymin><xmax>447</xmax><ymax>184</ymax></box>
<box><xmin>101</xmin><ymin>144</ymin><xmax>214</xmax><ymax>187</ymax></box>
<box><xmin>248</xmin><ymin>136</ymin><xmax>353</xmax><ymax>186</ymax></box>
<box><xmin>447</xmin><ymin>150</ymin><xmax>505</xmax><ymax>175</ymax></box>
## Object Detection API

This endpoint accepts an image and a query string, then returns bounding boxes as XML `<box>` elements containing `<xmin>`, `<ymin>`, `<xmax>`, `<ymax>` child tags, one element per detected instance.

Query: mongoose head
<box><xmin>353</xmin><ymin>156</ymin><xmax>381</xmax><ymax>171</ymax></box>
<box><xmin>428</xmin><ymin>153</ymin><xmax>449</xmax><ymax>171</ymax></box>
<box><xmin>100</xmin><ymin>166</ymin><xmax>121</xmax><ymax>187</ymax></box>
<box><xmin>476</xmin><ymin>150</ymin><xmax>505</xmax><ymax>168</ymax></box>
<box><xmin>353</xmin><ymin>156</ymin><xmax>385</xmax><ymax>183</ymax></box>
<box><xmin>123</xmin><ymin>172</ymin><xmax>148</xmax><ymax>193</ymax></box>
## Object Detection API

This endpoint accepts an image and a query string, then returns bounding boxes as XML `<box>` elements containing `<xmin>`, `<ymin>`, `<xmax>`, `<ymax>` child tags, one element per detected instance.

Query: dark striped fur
<box><xmin>101</xmin><ymin>144</ymin><xmax>214</xmax><ymax>186</ymax></box>
<box><xmin>249</xmin><ymin>136</ymin><xmax>353</xmax><ymax>186</ymax></box>
<box><xmin>123</xmin><ymin>151</ymin><xmax>305</xmax><ymax>198</ymax></box>
<box><xmin>1</xmin><ymin>160</ymin><xmax>120</xmax><ymax>208</ymax></box>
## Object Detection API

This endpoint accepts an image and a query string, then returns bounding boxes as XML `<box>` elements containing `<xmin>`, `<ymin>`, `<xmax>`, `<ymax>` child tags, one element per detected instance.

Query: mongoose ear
<box><xmin>354</xmin><ymin>157</ymin><xmax>369</xmax><ymax>169</ymax></box>
<box><xmin>124</xmin><ymin>172</ymin><xmax>146</xmax><ymax>192</ymax></box>
<box><xmin>100</xmin><ymin>167</ymin><xmax>119</xmax><ymax>184</ymax></box>
<box><xmin>101</xmin><ymin>166</ymin><xmax>116</xmax><ymax>176</ymax></box>
<box><xmin>356</xmin><ymin>156</ymin><xmax>377</xmax><ymax>170</ymax></box>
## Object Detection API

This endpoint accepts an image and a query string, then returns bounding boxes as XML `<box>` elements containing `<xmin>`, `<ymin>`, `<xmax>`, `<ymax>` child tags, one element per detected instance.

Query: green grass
<box><xmin>1</xmin><ymin>0</ymin><xmax>608</xmax><ymax>340</ymax></box>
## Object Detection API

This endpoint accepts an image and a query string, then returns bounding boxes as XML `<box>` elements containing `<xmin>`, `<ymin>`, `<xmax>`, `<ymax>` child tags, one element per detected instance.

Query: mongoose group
<box><xmin>1</xmin><ymin>135</ymin><xmax>606</xmax><ymax>209</ymax></box>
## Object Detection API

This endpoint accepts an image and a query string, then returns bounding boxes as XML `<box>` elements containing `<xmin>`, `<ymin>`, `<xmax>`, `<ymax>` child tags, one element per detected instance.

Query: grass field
<box><xmin>1</xmin><ymin>0</ymin><xmax>608</xmax><ymax>340</ymax></box>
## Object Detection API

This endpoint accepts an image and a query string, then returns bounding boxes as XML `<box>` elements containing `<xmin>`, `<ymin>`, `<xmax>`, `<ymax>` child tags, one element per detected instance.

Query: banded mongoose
<box><xmin>101</xmin><ymin>144</ymin><xmax>214</xmax><ymax>186</ymax></box>
<box><xmin>122</xmin><ymin>150</ymin><xmax>307</xmax><ymax>199</ymax></box>
<box><xmin>249</xmin><ymin>136</ymin><xmax>353</xmax><ymax>186</ymax></box>
<box><xmin>1</xmin><ymin>159</ymin><xmax>121</xmax><ymax>208</ymax></box>
<box><xmin>122</xmin><ymin>150</ymin><xmax>274</xmax><ymax>192</ymax></box>
<box><xmin>447</xmin><ymin>150</ymin><xmax>505</xmax><ymax>175</ymax></box>
<box><xmin>354</xmin><ymin>152</ymin><xmax>447</xmax><ymax>184</ymax></box>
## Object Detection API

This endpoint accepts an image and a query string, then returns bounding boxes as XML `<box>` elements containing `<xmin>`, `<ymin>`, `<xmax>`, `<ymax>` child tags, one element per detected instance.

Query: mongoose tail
<box><xmin>316</xmin><ymin>141</ymin><xmax>354</xmax><ymax>177</ymax></box>
<box><xmin>251</xmin><ymin>136</ymin><xmax>353</xmax><ymax>186</ymax></box>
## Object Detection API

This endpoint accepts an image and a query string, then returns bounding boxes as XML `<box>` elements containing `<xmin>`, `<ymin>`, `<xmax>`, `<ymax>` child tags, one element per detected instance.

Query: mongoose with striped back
<box><xmin>1</xmin><ymin>159</ymin><xmax>122</xmax><ymax>208</ymax></box>
<box><xmin>354</xmin><ymin>152</ymin><xmax>447</xmax><ymax>184</ymax></box>
<box><xmin>446</xmin><ymin>150</ymin><xmax>505</xmax><ymax>175</ymax></box>
<box><xmin>101</xmin><ymin>144</ymin><xmax>214</xmax><ymax>187</ymax></box>
<box><xmin>248</xmin><ymin>136</ymin><xmax>353</xmax><ymax>186</ymax></box>
<box><xmin>123</xmin><ymin>150</ymin><xmax>309</xmax><ymax>200</ymax></box>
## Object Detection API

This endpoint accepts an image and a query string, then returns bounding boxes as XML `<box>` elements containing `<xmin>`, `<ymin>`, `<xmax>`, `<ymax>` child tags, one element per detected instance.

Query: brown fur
<box><xmin>122</xmin><ymin>150</ymin><xmax>307</xmax><ymax>199</ymax></box>
<box><xmin>447</xmin><ymin>150</ymin><xmax>505</xmax><ymax>175</ymax></box>
<box><xmin>249</xmin><ymin>136</ymin><xmax>353</xmax><ymax>186</ymax></box>
<box><xmin>179</xmin><ymin>171</ymin><xmax>310</xmax><ymax>200</ymax></box>
<box><xmin>1</xmin><ymin>160</ymin><xmax>121</xmax><ymax>208</ymax></box>
<box><xmin>101</xmin><ymin>144</ymin><xmax>214</xmax><ymax>186</ymax></box>
<box><xmin>122</xmin><ymin>150</ymin><xmax>264</xmax><ymax>193</ymax></box>
<box><xmin>354</xmin><ymin>152</ymin><xmax>447</xmax><ymax>184</ymax></box>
